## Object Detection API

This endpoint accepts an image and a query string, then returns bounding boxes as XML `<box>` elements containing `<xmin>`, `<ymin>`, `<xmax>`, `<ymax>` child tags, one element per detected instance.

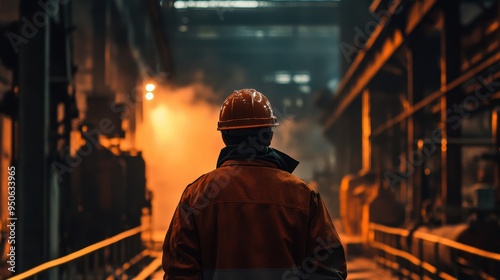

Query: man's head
<box><xmin>218</xmin><ymin>89</ymin><xmax>279</xmax><ymax>147</ymax></box>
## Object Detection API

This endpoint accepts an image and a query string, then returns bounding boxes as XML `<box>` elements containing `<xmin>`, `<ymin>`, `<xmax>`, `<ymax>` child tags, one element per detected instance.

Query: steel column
<box><xmin>439</xmin><ymin>0</ymin><xmax>462</xmax><ymax>224</ymax></box>
<box><xmin>18</xmin><ymin>0</ymin><xmax>51</xmax><ymax>273</ymax></box>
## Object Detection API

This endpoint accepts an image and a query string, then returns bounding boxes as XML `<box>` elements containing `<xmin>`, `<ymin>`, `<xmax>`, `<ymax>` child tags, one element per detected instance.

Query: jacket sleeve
<box><xmin>162</xmin><ymin>199</ymin><xmax>202</xmax><ymax>280</ymax></box>
<box><xmin>306</xmin><ymin>192</ymin><xmax>348</xmax><ymax>280</ymax></box>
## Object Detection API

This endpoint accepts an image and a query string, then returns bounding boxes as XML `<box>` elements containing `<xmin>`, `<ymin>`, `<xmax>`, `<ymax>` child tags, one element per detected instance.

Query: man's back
<box><xmin>162</xmin><ymin>159</ymin><xmax>347</xmax><ymax>279</ymax></box>
<box><xmin>162</xmin><ymin>89</ymin><xmax>346</xmax><ymax>279</ymax></box>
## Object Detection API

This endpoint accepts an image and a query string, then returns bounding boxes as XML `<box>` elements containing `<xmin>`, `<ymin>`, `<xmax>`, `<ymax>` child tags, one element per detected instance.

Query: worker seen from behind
<box><xmin>162</xmin><ymin>89</ymin><xmax>347</xmax><ymax>279</ymax></box>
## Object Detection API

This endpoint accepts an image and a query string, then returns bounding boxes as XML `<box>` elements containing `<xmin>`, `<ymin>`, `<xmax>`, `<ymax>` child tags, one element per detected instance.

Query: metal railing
<box><xmin>368</xmin><ymin>223</ymin><xmax>500</xmax><ymax>280</ymax></box>
<box><xmin>9</xmin><ymin>225</ymin><xmax>149</xmax><ymax>280</ymax></box>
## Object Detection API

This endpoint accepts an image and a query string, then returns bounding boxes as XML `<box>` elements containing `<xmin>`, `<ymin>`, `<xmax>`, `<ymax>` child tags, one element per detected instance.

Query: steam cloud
<box><xmin>138</xmin><ymin>83</ymin><xmax>335</xmax><ymax>236</ymax></box>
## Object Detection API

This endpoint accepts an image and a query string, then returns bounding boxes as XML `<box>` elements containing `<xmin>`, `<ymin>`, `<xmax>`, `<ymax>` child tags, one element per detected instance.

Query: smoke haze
<box><xmin>137</xmin><ymin>84</ymin><xmax>224</xmax><ymax>234</ymax></box>
<box><xmin>137</xmin><ymin>84</ymin><xmax>334</xmax><ymax>236</ymax></box>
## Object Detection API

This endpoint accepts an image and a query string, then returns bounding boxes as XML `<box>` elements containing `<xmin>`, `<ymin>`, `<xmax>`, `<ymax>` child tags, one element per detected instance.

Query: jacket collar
<box><xmin>216</xmin><ymin>145</ymin><xmax>299</xmax><ymax>173</ymax></box>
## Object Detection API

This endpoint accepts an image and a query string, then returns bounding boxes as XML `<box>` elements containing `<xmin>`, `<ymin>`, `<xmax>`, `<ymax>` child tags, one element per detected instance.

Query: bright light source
<box><xmin>299</xmin><ymin>85</ymin><xmax>311</xmax><ymax>94</ymax></box>
<box><xmin>145</xmin><ymin>91</ymin><xmax>154</xmax><ymax>100</ymax></box>
<box><xmin>174</xmin><ymin>1</ymin><xmax>186</xmax><ymax>8</ymax></box>
<box><xmin>293</xmin><ymin>73</ymin><xmax>310</xmax><ymax>84</ymax></box>
<box><xmin>327</xmin><ymin>78</ymin><xmax>339</xmax><ymax>91</ymax></box>
<box><xmin>145</xmin><ymin>84</ymin><xmax>156</xmax><ymax>91</ymax></box>
<box><xmin>230</xmin><ymin>1</ymin><xmax>260</xmax><ymax>8</ymax></box>
<box><xmin>174</xmin><ymin>0</ymin><xmax>261</xmax><ymax>9</ymax></box>
<box><xmin>275</xmin><ymin>73</ymin><xmax>291</xmax><ymax>84</ymax></box>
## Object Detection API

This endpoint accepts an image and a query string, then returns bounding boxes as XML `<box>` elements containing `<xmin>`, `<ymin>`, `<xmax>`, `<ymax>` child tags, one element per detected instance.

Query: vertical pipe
<box><xmin>146</xmin><ymin>0</ymin><xmax>175</xmax><ymax>76</ymax></box>
<box><xmin>406</xmin><ymin>47</ymin><xmax>414</xmax><ymax>216</ymax></box>
<box><xmin>418</xmin><ymin>238</ymin><xmax>424</xmax><ymax>279</ymax></box>
<box><xmin>84</xmin><ymin>255</ymin><xmax>89</xmax><ymax>280</ymax></box>
<box><xmin>353</xmin><ymin>98</ymin><xmax>363</xmax><ymax>173</ymax></box>
<box><xmin>92</xmin><ymin>0</ymin><xmax>107</xmax><ymax>93</ymax></box>
<box><xmin>439</xmin><ymin>92</ymin><xmax>447</xmax><ymax>216</ymax></box>
<box><xmin>434</xmin><ymin>242</ymin><xmax>440</xmax><ymax>279</ymax></box>
<box><xmin>18</xmin><ymin>0</ymin><xmax>50</xmax><ymax>273</ymax></box>
<box><xmin>439</xmin><ymin>0</ymin><xmax>462</xmax><ymax>224</ymax></box>
<box><xmin>362</xmin><ymin>89</ymin><xmax>371</xmax><ymax>172</ymax></box>
<box><xmin>493</xmin><ymin>107</ymin><xmax>500</xmax><ymax>204</ymax></box>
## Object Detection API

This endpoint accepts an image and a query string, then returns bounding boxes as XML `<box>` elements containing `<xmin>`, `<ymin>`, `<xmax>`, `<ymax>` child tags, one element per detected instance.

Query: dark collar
<box><xmin>216</xmin><ymin>145</ymin><xmax>299</xmax><ymax>173</ymax></box>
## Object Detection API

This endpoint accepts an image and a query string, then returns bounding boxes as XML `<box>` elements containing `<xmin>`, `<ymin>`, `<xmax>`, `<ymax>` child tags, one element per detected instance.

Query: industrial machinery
<box><xmin>322</xmin><ymin>0</ymin><xmax>500</xmax><ymax>277</ymax></box>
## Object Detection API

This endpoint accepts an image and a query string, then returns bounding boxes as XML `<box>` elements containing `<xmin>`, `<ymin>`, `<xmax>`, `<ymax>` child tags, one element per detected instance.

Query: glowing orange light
<box><xmin>441</xmin><ymin>139</ymin><xmax>447</xmax><ymax>152</ymax></box>
<box><xmin>145</xmin><ymin>91</ymin><xmax>154</xmax><ymax>100</ymax></box>
<box><xmin>417</xmin><ymin>139</ymin><xmax>424</xmax><ymax>150</ymax></box>
<box><xmin>145</xmin><ymin>83</ymin><xmax>156</xmax><ymax>92</ymax></box>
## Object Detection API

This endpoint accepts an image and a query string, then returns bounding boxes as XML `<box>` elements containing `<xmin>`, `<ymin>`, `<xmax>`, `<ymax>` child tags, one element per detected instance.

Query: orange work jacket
<box><xmin>162</xmin><ymin>150</ymin><xmax>347</xmax><ymax>280</ymax></box>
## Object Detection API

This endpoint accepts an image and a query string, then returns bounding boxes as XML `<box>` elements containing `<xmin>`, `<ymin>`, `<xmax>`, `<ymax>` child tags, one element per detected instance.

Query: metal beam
<box><xmin>439</xmin><ymin>0</ymin><xmax>462</xmax><ymax>224</ymax></box>
<box><xmin>370</xmin><ymin>53</ymin><xmax>500</xmax><ymax>138</ymax></box>
<box><xmin>92</xmin><ymin>0</ymin><xmax>108</xmax><ymax>92</ymax></box>
<box><xmin>324</xmin><ymin>28</ymin><xmax>404</xmax><ymax>131</ymax></box>
<box><xmin>147</xmin><ymin>0</ymin><xmax>174</xmax><ymax>76</ymax></box>
<box><xmin>495</xmin><ymin>107</ymin><xmax>500</xmax><ymax>204</ymax></box>
<box><xmin>323</xmin><ymin>0</ymin><xmax>437</xmax><ymax>132</ymax></box>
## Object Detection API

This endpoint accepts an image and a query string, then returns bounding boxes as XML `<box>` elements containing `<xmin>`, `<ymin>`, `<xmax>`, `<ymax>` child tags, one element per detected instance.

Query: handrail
<box><xmin>413</xmin><ymin>231</ymin><xmax>500</xmax><ymax>261</ymax></box>
<box><xmin>368</xmin><ymin>222</ymin><xmax>500</xmax><ymax>279</ymax></box>
<box><xmin>9</xmin><ymin>225</ymin><xmax>148</xmax><ymax>280</ymax></box>
<box><xmin>369</xmin><ymin>222</ymin><xmax>410</xmax><ymax>237</ymax></box>
<box><xmin>369</xmin><ymin>223</ymin><xmax>500</xmax><ymax>261</ymax></box>
<box><xmin>370</xmin><ymin>240</ymin><xmax>421</xmax><ymax>267</ymax></box>
<box><xmin>370</xmin><ymin>239</ymin><xmax>456</xmax><ymax>280</ymax></box>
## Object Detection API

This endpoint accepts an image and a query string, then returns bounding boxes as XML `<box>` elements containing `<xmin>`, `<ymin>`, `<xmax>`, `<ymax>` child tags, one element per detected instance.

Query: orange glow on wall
<box><xmin>136</xmin><ymin>84</ymin><xmax>224</xmax><ymax>236</ymax></box>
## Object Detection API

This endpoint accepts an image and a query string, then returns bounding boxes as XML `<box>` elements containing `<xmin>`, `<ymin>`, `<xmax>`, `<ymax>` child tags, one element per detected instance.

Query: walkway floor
<box><xmin>142</xmin><ymin>231</ymin><xmax>397</xmax><ymax>279</ymax></box>
<box><xmin>144</xmin><ymin>254</ymin><xmax>397</xmax><ymax>279</ymax></box>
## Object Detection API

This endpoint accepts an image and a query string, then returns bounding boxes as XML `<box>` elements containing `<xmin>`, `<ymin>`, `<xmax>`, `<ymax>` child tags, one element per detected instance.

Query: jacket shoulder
<box><xmin>182</xmin><ymin>167</ymin><xmax>225</xmax><ymax>192</ymax></box>
<box><xmin>186</xmin><ymin>174</ymin><xmax>206</xmax><ymax>188</ymax></box>
<box><xmin>273</xmin><ymin>169</ymin><xmax>317</xmax><ymax>191</ymax></box>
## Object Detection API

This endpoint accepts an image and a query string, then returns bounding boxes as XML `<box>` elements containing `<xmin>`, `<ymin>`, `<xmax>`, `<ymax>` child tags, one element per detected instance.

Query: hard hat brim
<box><xmin>217</xmin><ymin>117</ymin><xmax>279</xmax><ymax>131</ymax></box>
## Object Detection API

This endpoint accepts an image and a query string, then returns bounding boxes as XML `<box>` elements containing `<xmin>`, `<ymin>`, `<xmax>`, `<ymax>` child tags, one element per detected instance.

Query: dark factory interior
<box><xmin>0</xmin><ymin>0</ymin><xmax>499</xmax><ymax>279</ymax></box>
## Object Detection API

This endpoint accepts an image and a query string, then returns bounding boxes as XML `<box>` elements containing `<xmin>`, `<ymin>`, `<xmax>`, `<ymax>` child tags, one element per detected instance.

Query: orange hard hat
<box><xmin>217</xmin><ymin>89</ymin><xmax>279</xmax><ymax>131</ymax></box>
